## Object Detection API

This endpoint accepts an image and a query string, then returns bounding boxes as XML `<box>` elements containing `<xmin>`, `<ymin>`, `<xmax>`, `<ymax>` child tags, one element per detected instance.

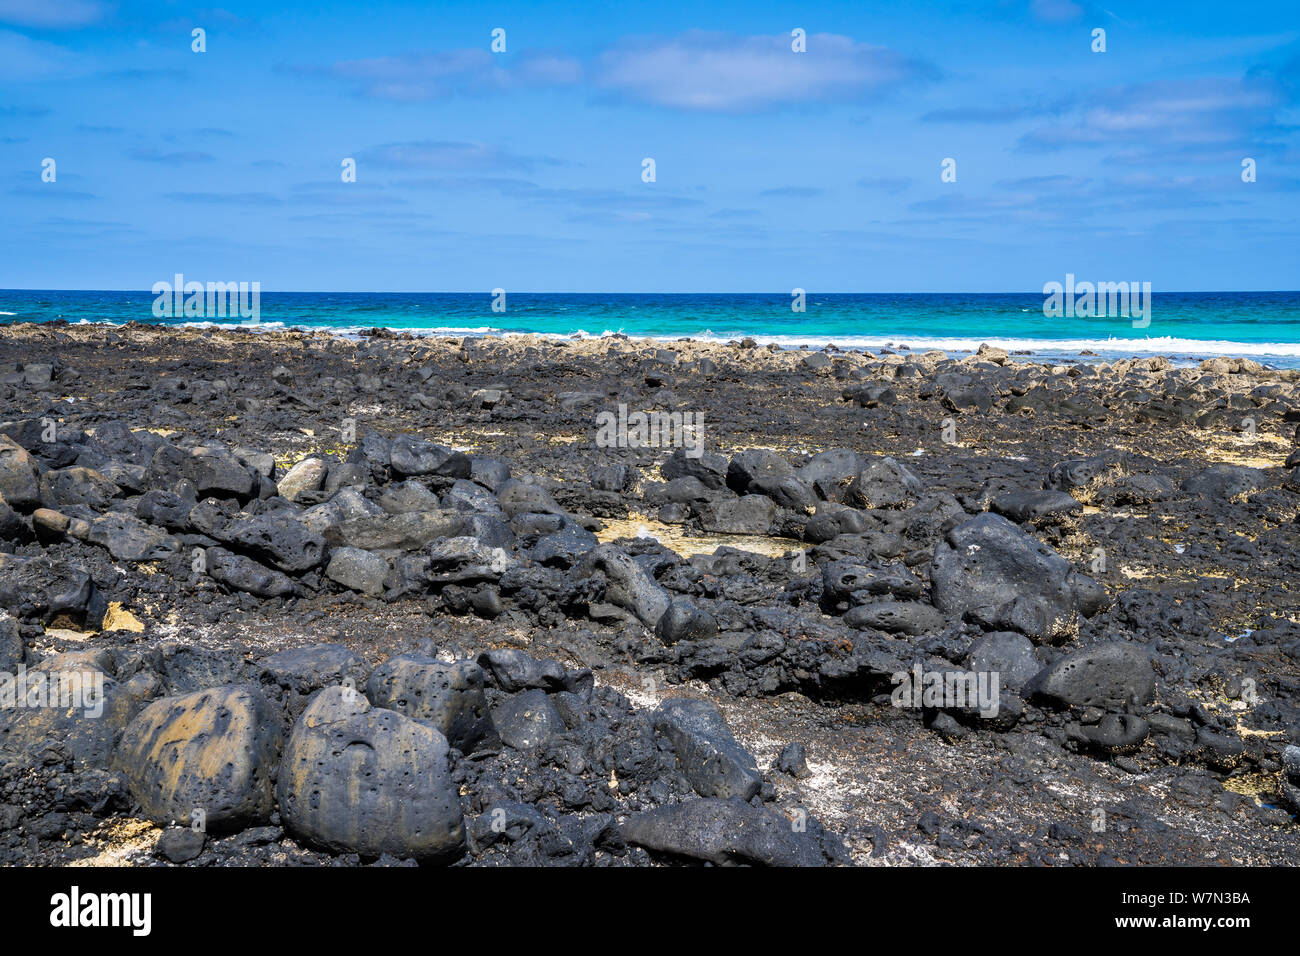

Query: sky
<box><xmin>0</xmin><ymin>0</ymin><xmax>1297</xmax><ymax>292</ymax></box>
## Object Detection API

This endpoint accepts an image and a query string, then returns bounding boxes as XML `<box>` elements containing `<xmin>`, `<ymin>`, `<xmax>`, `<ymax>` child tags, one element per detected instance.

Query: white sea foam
<box><xmin>177</xmin><ymin>320</ymin><xmax>287</xmax><ymax>331</ymax></box>
<box><xmin>664</xmin><ymin>331</ymin><xmax>1300</xmax><ymax>360</ymax></box>
<box><xmin>12</xmin><ymin>315</ymin><xmax>1300</xmax><ymax>364</ymax></box>
<box><xmin>502</xmin><ymin>327</ymin><xmax>1300</xmax><ymax>362</ymax></box>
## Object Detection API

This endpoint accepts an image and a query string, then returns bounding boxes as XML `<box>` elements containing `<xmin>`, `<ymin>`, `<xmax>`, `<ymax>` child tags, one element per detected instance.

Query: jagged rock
<box><xmin>0</xmin><ymin>553</ymin><xmax>106</xmax><ymax>627</ymax></box>
<box><xmin>726</xmin><ymin>449</ymin><xmax>794</xmax><ymax>495</ymax></box>
<box><xmin>990</xmin><ymin>489</ymin><xmax>1083</xmax><ymax>523</ymax></box>
<box><xmin>620</xmin><ymin>798</ymin><xmax>836</xmax><ymax>866</ymax></box>
<box><xmin>491</xmin><ymin>688</ymin><xmax>563</xmax><ymax>750</ymax></box>
<box><xmin>0</xmin><ymin>436</ymin><xmax>40</xmax><ymax>511</ymax></box>
<box><xmin>1181</xmin><ymin>464</ymin><xmax>1264</xmax><ymax>499</ymax></box>
<box><xmin>661</xmin><ymin>447</ymin><xmax>728</xmax><ymax>489</ymax></box>
<box><xmin>325</xmin><ymin>511</ymin><xmax>464</xmax><ymax>551</ymax></box>
<box><xmin>573</xmin><ymin>544</ymin><xmax>670</xmax><ymax>627</ymax></box>
<box><xmin>366</xmin><ymin>655</ymin><xmax>499</xmax><ymax>754</ymax></box>
<box><xmin>82</xmin><ymin>512</ymin><xmax>180</xmax><ymax>561</ymax></box>
<box><xmin>389</xmin><ymin>436</ymin><xmax>471</xmax><ymax>479</ymax></box>
<box><xmin>324</xmin><ymin>547</ymin><xmax>389</xmax><ymax>596</ymax></box>
<box><xmin>655</xmin><ymin>599</ymin><xmax>719</xmax><ymax>644</ymax></box>
<box><xmin>965</xmin><ymin>631</ymin><xmax>1040</xmax><ymax>691</ymax></box>
<box><xmin>845</xmin><ymin>458</ymin><xmax>924</xmax><ymax>509</ymax></box>
<box><xmin>40</xmin><ymin>466</ymin><xmax>119</xmax><ymax>510</ymax></box>
<box><xmin>776</xmin><ymin>742</ymin><xmax>810</xmax><ymax>778</ymax></box>
<box><xmin>258</xmin><ymin>644</ymin><xmax>369</xmax><ymax>721</ymax></box>
<box><xmin>796</xmin><ymin>448</ymin><xmax>865</xmax><ymax>502</ymax></box>
<box><xmin>652</xmin><ymin>698</ymin><xmax>762</xmax><ymax>800</ymax></box>
<box><xmin>477</xmin><ymin>648</ymin><xmax>591</xmax><ymax>697</ymax></box>
<box><xmin>0</xmin><ymin>611</ymin><xmax>21</xmax><ymax>670</ymax></box>
<box><xmin>0</xmin><ymin>659</ymin><xmax>158</xmax><ymax>769</ymax></box>
<box><xmin>148</xmin><ymin>443</ymin><xmax>258</xmax><ymax>502</ymax></box>
<box><xmin>204</xmin><ymin>547</ymin><xmax>294</xmax><ymax>599</ymax></box>
<box><xmin>929</xmin><ymin>513</ymin><xmax>1100</xmax><ymax>643</ymax></box>
<box><xmin>276</xmin><ymin>457</ymin><xmax>326</xmax><ymax>502</ymax></box>
<box><xmin>496</xmin><ymin>478</ymin><xmax>564</xmax><ymax>518</ymax></box>
<box><xmin>155</xmin><ymin>826</ymin><xmax>206</xmax><ymax>863</ymax></box>
<box><xmin>695</xmin><ymin>495</ymin><xmax>777</xmax><ymax>535</ymax></box>
<box><xmin>218</xmin><ymin>513</ymin><xmax>326</xmax><ymax>573</ymax></box>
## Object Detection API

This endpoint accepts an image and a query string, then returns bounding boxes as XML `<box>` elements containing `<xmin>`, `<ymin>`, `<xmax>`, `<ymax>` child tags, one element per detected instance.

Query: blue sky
<box><xmin>1</xmin><ymin>0</ymin><xmax>1297</xmax><ymax>291</ymax></box>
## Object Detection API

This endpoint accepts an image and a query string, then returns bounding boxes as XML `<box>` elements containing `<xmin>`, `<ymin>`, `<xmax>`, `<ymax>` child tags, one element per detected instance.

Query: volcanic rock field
<box><xmin>0</xmin><ymin>321</ymin><xmax>1297</xmax><ymax>866</ymax></box>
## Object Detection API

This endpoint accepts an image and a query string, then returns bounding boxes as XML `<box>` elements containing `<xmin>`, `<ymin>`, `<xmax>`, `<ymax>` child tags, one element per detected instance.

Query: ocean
<box><xmin>3</xmin><ymin>290</ymin><xmax>1300</xmax><ymax>368</ymax></box>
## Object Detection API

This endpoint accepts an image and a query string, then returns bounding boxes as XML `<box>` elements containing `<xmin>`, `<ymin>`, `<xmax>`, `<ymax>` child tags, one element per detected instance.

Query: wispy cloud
<box><xmin>594</xmin><ymin>31</ymin><xmax>936</xmax><ymax>112</ymax></box>
<box><xmin>399</xmin><ymin>175</ymin><xmax>705</xmax><ymax>219</ymax></box>
<box><xmin>126</xmin><ymin>147</ymin><xmax>215</xmax><ymax>164</ymax></box>
<box><xmin>1028</xmin><ymin>0</ymin><xmax>1086</xmax><ymax>22</ymax></box>
<box><xmin>301</xmin><ymin>31</ymin><xmax>933</xmax><ymax>112</ymax></box>
<box><xmin>165</xmin><ymin>191</ymin><xmax>285</xmax><ymax>206</ymax></box>
<box><xmin>1018</xmin><ymin>76</ymin><xmax>1288</xmax><ymax>160</ymax></box>
<box><xmin>302</xmin><ymin>49</ymin><xmax>581</xmax><ymax>102</ymax></box>
<box><xmin>995</xmin><ymin>173</ymin><xmax>1093</xmax><ymax>190</ymax></box>
<box><xmin>9</xmin><ymin>185</ymin><xmax>99</xmax><ymax>200</ymax></box>
<box><xmin>289</xmin><ymin>181</ymin><xmax>408</xmax><ymax>206</ymax></box>
<box><xmin>101</xmin><ymin>67</ymin><xmax>188</xmax><ymax>81</ymax></box>
<box><xmin>357</xmin><ymin>140</ymin><xmax>562</xmax><ymax>173</ymax></box>
<box><xmin>759</xmin><ymin>186</ymin><xmax>824</xmax><ymax>197</ymax></box>
<box><xmin>0</xmin><ymin>28</ymin><xmax>81</xmax><ymax>79</ymax></box>
<box><xmin>0</xmin><ymin>0</ymin><xmax>106</xmax><ymax>29</ymax></box>
<box><xmin>857</xmin><ymin>176</ymin><xmax>913</xmax><ymax>194</ymax></box>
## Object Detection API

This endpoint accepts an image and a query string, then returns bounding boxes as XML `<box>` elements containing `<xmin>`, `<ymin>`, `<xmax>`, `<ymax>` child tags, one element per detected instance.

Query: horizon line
<box><xmin>3</xmin><ymin>288</ymin><xmax>1298</xmax><ymax>296</ymax></box>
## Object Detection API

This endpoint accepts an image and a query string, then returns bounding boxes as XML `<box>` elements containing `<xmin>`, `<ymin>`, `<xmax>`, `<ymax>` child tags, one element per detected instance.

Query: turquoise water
<box><xmin>3</xmin><ymin>290</ymin><xmax>1300</xmax><ymax>367</ymax></box>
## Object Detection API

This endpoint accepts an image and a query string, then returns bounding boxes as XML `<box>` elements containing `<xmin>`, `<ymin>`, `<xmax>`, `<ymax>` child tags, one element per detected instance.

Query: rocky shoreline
<box><xmin>0</xmin><ymin>320</ymin><xmax>1297</xmax><ymax>866</ymax></box>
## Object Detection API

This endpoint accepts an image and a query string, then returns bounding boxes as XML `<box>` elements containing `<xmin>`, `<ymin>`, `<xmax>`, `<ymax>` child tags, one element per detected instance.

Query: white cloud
<box><xmin>1020</xmin><ymin>77</ymin><xmax>1285</xmax><ymax>153</ymax></box>
<box><xmin>357</xmin><ymin>140</ymin><xmax>560</xmax><ymax>173</ymax></box>
<box><xmin>593</xmin><ymin>31</ymin><xmax>933</xmax><ymax>112</ymax></box>
<box><xmin>0</xmin><ymin>0</ymin><xmax>105</xmax><ymax>28</ymax></box>
<box><xmin>0</xmin><ymin>28</ymin><xmax>82</xmax><ymax>79</ymax></box>
<box><xmin>1029</xmin><ymin>0</ymin><xmax>1085</xmax><ymax>22</ymax></box>
<box><xmin>319</xmin><ymin>49</ymin><xmax>581</xmax><ymax>101</ymax></box>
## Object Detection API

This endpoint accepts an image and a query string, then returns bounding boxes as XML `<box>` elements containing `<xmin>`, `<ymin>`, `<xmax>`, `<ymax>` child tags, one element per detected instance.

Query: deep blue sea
<box><xmin>4</xmin><ymin>290</ymin><xmax>1300</xmax><ymax>368</ymax></box>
